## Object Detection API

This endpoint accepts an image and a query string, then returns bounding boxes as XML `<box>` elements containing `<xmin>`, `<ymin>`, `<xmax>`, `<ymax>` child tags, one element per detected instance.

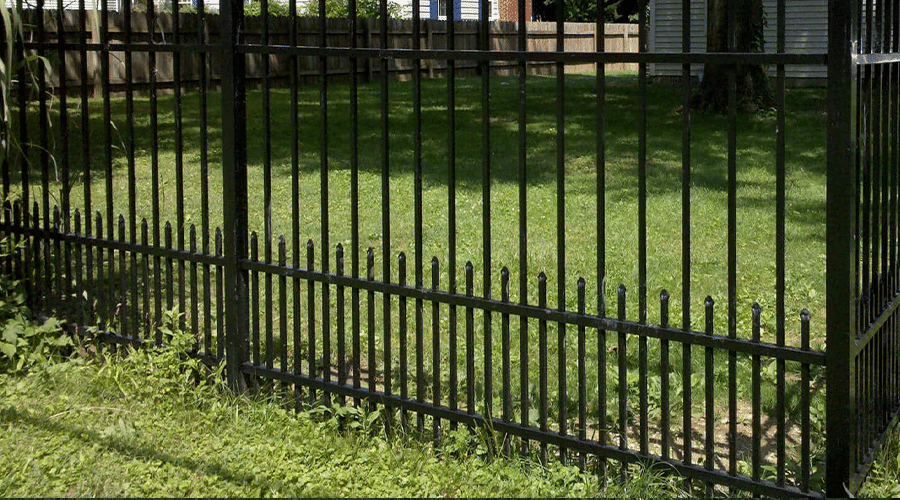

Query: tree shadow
<box><xmin>0</xmin><ymin>404</ymin><xmax>275</xmax><ymax>493</ymax></box>
<box><xmin>9</xmin><ymin>72</ymin><xmax>828</xmax><ymax>246</ymax></box>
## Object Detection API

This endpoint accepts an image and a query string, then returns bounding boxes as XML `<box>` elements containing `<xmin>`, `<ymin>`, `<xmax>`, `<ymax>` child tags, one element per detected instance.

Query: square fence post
<box><xmin>826</xmin><ymin>0</ymin><xmax>858</xmax><ymax>495</ymax></box>
<box><xmin>220</xmin><ymin>0</ymin><xmax>251</xmax><ymax>393</ymax></box>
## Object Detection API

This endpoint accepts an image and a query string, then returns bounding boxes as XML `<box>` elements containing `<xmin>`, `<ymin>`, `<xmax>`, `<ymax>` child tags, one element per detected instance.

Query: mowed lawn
<box><xmin>11</xmin><ymin>69</ymin><xmax>831</xmax><ymax>489</ymax></box>
<box><xmin>13</xmin><ymin>71</ymin><xmax>827</xmax><ymax>344</ymax></box>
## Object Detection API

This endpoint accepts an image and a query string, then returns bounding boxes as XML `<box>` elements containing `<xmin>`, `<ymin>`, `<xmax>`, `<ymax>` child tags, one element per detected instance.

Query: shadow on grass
<box><xmin>0</xmin><ymin>404</ymin><xmax>267</xmax><ymax>491</ymax></box>
<box><xmin>12</xmin><ymin>73</ymin><xmax>826</xmax><ymax>194</ymax></box>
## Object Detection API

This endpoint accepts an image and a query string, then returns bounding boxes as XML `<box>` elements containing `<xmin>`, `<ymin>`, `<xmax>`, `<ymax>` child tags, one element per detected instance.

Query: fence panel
<box><xmin>19</xmin><ymin>13</ymin><xmax>638</xmax><ymax>92</ymax></box>
<box><xmin>6</xmin><ymin>0</ymin><xmax>897</xmax><ymax>497</ymax></box>
<box><xmin>831</xmin><ymin>0</ymin><xmax>900</xmax><ymax>493</ymax></box>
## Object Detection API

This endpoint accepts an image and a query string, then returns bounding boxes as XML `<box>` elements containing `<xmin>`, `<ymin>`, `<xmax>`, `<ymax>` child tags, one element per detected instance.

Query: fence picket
<box><xmin>337</xmin><ymin>244</ymin><xmax>347</xmax><ymax>406</ymax></box>
<box><xmin>141</xmin><ymin>219</ymin><xmax>150</xmax><ymax>342</ymax></box>
<box><xmin>660</xmin><ymin>290</ymin><xmax>670</xmax><ymax>461</ymax></box>
<box><xmin>432</xmin><ymin>257</ymin><xmax>441</xmax><ymax>443</ymax></box>
<box><xmin>192</xmin><ymin>226</ymin><xmax>200</xmax><ymax>353</ymax></box>
<box><xmin>307</xmin><ymin>240</ymin><xmax>316</xmax><ymax>405</ymax></box>
<box><xmin>704</xmin><ymin>296</ymin><xmax>715</xmax><ymax>496</ymax></box>
<box><xmin>399</xmin><ymin>252</ymin><xmax>408</xmax><ymax>430</ymax></box>
<box><xmin>501</xmin><ymin>267</ymin><xmax>511</xmax><ymax>456</ymax></box>
<box><xmin>119</xmin><ymin>216</ymin><xmax>127</xmax><ymax>339</ymax></box>
<box><xmin>538</xmin><ymin>272</ymin><xmax>548</xmax><ymax>465</ymax></box>
<box><xmin>616</xmin><ymin>283</ymin><xmax>627</xmax><ymax>483</ymax></box>
<box><xmin>466</xmin><ymin>262</ymin><xmax>475</xmax><ymax>417</ymax></box>
<box><xmin>73</xmin><ymin>210</ymin><xmax>83</xmax><ymax>338</ymax></box>
<box><xmin>752</xmin><ymin>302</ymin><xmax>762</xmax><ymax>482</ymax></box>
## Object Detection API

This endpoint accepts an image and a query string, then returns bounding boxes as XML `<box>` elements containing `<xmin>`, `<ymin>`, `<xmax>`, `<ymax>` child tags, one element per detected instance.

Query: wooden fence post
<box><xmin>90</xmin><ymin>5</ymin><xmax>102</xmax><ymax>97</ymax></box>
<box><xmin>427</xmin><ymin>20</ymin><xmax>434</xmax><ymax>78</ymax></box>
<box><xmin>365</xmin><ymin>18</ymin><xmax>373</xmax><ymax>83</ymax></box>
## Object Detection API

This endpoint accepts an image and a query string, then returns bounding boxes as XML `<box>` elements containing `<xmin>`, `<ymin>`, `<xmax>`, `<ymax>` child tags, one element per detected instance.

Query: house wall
<box><xmin>648</xmin><ymin>0</ymin><xmax>827</xmax><ymax>81</ymax></box>
<box><xmin>497</xmin><ymin>0</ymin><xmax>528</xmax><ymax>21</ymax></box>
<box><xmin>8</xmin><ymin>0</ymin><xmax>503</xmax><ymax>19</ymax></box>
<box><xmin>424</xmin><ymin>0</ymin><xmax>498</xmax><ymax>20</ymax></box>
<box><xmin>8</xmin><ymin>0</ymin><xmax>118</xmax><ymax>11</ymax></box>
<box><xmin>398</xmin><ymin>0</ymin><xmax>431</xmax><ymax>19</ymax></box>
<box><xmin>284</xmin><ymin>0</ymin><xmax>496</xmax><ymax>20</ymax></box>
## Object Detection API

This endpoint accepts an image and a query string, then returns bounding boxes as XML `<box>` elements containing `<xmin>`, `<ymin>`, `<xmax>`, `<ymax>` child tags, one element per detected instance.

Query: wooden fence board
<box><xmin>19</xmin><ymin>10</ymin><xmax>638</xmax><ymax>93</ymax></box>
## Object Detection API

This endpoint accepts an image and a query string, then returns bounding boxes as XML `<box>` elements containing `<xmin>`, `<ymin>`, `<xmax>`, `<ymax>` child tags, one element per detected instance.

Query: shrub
<box><xmin>0</xmin><ymin>240</ymin><xmax>72</xmax><ymax>374</ymax></box>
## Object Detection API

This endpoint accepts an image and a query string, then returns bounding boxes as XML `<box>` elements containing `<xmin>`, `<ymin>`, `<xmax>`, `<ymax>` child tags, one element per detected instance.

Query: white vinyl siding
<box><xmin>10</xmin><ymin>0</ymin><xmax>118</xmax><ymax>10</ymax></box>
<box><xmin>10</xmin><ymin>0</ymin><xmax>499</xmax><ymax>19</ymax></box>
<box><xmin>416</xmin><ymin>0</ymin><xmax>497</xmax><ymax>20</ymax></box>
<box><xmin>400</xmin><ymin>0</ymin><xmax>431</xmax><ymax>19</ymax></box>
<box><xmin>649</xmin><ymin>0</ymin><xmax>827</xmax><ymax>80</ymax></box>
<box><xmin>459</xmin><ymin>0</ymin><xmax>477</xmax><ymax>18</ymax></box>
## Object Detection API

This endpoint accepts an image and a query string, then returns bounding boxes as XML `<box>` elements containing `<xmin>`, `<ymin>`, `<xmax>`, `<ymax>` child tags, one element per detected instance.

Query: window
<box><xmin>439</xmin><ymin>0</ymin><xmax>447</xmax><ymax>18</ymax></box>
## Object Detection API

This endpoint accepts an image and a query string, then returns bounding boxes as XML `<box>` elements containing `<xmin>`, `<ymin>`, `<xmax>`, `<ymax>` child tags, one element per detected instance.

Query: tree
<box><xmin>693</xmin><ymin>0</ymin><xmax>773</xmax><ymax>113</ymax></box>
<box><xmin>533</xmin><ymin>0</ymin><xmax>633</xmax><ymax>23</ymax></box>
<box><xmin>241</xmin><ymin>0</ymin><xmax>401</xmax><ymax>19</ymax></box>
<box><xmin>297</xmin><ymin>0</ymin><xmax>402</xmax><ymax>19</ymax></box>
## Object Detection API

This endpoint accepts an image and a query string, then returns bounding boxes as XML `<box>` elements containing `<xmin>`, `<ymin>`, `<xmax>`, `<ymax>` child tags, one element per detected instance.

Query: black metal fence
<box><xmin>829</xmin><ymin>0</ymin><xmax>900</xmax><ymax>493</ymax></box>
<box><xmin>1</xmin><ymin>0</ymin><xmax>898</xmax><ymax>497</ymax></box>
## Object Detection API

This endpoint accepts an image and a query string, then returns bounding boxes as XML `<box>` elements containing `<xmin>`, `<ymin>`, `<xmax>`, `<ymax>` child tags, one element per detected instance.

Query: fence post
<box><xmin>825</xmin><ymin>0</ymin><xmax>857</xmax><ymax>495</ymax></box>
<box><xmin>365</xmin><ymin>19</ymin><xmax>373</xmax><ymax>83</ymax></box>
<box><xmin>220</xmin><ymin>0</ymin><xmax>250</xmax><ymax>393</ymax></box>
<box><xmin>426</xmin><ymin>20</ymin><xmax>434</xmax><ymax>78</ymax></box>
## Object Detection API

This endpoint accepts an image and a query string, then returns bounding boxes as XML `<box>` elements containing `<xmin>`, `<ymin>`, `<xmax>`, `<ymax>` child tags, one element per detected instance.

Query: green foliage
<box><xmin>626</xmin><ymin>0</ymin><xmax>648</xmax><ymax>23</ymax></box>
<box><xmin>0</xmin><ymin>351</ymin><xmax>687</xmax><ymax>497</ymax></box>
<box><xmin>306</xmin><ymin>403</ymin><xmax>386</xmax><ymax>436</ymax></box>
<box><xmin>243</xmin><ymin>0</ymin><xmax>292</xmax><ymax>17</ymax></box>
<box><xmin>749</xmin><ymin>10</ymin><xmax>768</xmax><ymax>53</ymax></box>
<box><xmin>0</xmin><ymin>2</ymin><xmax>52</xmax><ymax>166</ymax></box>
<box><xmin>94</xmin><ymin>309</ymin><xmax>225</xmax><ymax>403</ymax></box>
<box><xmin>541</xmin><ymin>0</ymin><xmax>620</xmax><ymax>22</ymax></box>
<box><xmin>0</xmin><ymin>244</ymin><xmax>72</xmax><ymax>375</ymax></box>
<box><xmin>859</xmin><ymin>425</ymin><xmax>900</xmax><ymax>498</ymax></box>
<box><xmin>302</xmin><ymin>0</ymin><xmax>402</xmax><ymax>19</ymax></box>
<box><xmin>241</xmin><ymin>0</ymin><xmax>401</xmax><ymax>18</ymax></box>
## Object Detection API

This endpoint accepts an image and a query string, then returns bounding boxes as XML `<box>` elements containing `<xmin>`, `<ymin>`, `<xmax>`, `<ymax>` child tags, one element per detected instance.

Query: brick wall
<box><xmin>498</xmin><ymin>0</ymin><xmax>530</xmax><ymax>22</ymax></box>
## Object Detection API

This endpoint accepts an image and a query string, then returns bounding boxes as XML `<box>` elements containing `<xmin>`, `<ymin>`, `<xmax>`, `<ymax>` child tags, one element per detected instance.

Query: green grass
<box><xmin>859</xmin><ymin>422</ymin><xmax>900</xmax><ymax>498</ymax></box>
<box><xmin>13</xmin><ymin>71</ymin><xmax>827</xmax><ymax>341</ymax></box>
<box><xmin>0</xmin><ymin>352</ymin><xmax>686</xmax><ymax>497</ymax></box>
<box><xmin>9</xmin><ymin>70</ymin><xmax>831</xmax><ymax>490</ymax></box>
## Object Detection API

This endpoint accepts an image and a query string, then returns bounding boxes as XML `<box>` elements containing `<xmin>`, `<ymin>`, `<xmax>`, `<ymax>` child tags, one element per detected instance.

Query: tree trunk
<box><xmin>693</xmin><ymin>0</ymin><xmax>772</xmax><ymax>113</ymax></box>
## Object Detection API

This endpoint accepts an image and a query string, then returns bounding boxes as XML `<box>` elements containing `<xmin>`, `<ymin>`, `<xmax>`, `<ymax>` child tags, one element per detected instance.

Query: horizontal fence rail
<box><xmin>3</xmin><ymin>0</ymin><xmax>899</xmax><ymax>497</ymax></box>
<box><xmin>15</xmin><ymin>13</ymin><xmax>639</xmax><ymax>93</ymax></box>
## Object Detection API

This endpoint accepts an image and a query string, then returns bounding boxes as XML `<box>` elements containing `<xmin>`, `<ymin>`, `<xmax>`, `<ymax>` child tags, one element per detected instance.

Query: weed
<box><xmin>0</xmin><ymin>344</ymin><xmax>687</xmax><ymax>497</ymax></box>
<box><xmin>859</xmin><ymin>423</ymin><xmax>900</xmax><ymax>498</ymax></box>
<box><xmin>0</xmin><ymin>238</ymin><xmax>73</xmax><ymax>375</ymax></box>
<box><xmin>94</xmin><ymin>309</ymin><xmax>226</xmax><ymax>403</ymax></box>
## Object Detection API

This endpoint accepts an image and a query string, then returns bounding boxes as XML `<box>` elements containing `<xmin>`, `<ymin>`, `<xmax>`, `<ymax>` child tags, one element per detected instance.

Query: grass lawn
<box><xmin>859</xmin><ymin>423</ymin><xmax>900</xmax><ymax>498</ymax></box>
<box><xmin>0</xmin><ymin>350</ymin><xmax>686</xmax><ymax>497</ymax></box>
<box><xmin>0</xmin><ymin>349</ymin><xmax>895</xmax><ymax>497</ymax></box>
<box><xmin>10</xmin><ymin>70</ymin><xmax>831</xmax><ymax>489</ymax></box>
<box><xmin>14</xmin><ymin>71</ymin><xmax>827</xmax><ymax>342</ymax></box>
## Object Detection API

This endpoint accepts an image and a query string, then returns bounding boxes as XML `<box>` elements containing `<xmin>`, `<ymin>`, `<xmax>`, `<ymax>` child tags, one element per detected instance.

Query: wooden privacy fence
<box><xmin>23</xmin><ymin>12</ymin><xmax>638</xmax><ymax>93</ymax></box>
